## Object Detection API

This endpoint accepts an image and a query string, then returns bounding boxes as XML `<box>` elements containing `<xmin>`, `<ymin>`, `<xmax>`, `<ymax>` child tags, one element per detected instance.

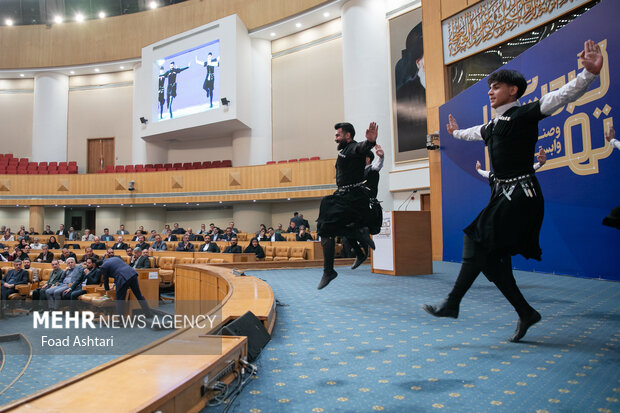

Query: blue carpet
<box><xmin>222</xmin><ymin>262</ymin><xmax>620</xmax><ymax>413</ymax></box>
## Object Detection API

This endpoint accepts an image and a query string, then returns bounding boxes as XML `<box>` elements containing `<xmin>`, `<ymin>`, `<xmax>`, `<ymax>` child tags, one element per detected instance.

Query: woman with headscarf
<box><xmin>47</xmin><ymin>235</ymin><xmax>61</xmax><ymax>250</ymax></box>
<box><xmin>243</xmin><ymin>237</ymin><xmax>265</xmax><ymax>259</ymax></box>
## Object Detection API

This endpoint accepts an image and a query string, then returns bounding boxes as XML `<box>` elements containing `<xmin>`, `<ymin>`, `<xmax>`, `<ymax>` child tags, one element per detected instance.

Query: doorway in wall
<box><xmin>87</xmin><ymin>137</ymin><xmax>115</xmax><ymax>173</ymax></box>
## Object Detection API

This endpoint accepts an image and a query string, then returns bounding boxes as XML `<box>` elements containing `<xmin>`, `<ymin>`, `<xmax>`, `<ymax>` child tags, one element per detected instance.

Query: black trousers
<box><xmin>115</xmin><ymin>275</ymin><xmax>152</xmax><ymax>316</ymax></box>
<box><xmin>447</xmin><ymin>235</ymin><xmax>535</xmax><ymax>319</ymax></box>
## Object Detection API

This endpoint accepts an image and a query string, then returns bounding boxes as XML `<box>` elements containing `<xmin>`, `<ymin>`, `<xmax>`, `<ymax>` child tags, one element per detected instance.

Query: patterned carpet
<box><xmin>222</xmin><ymin>262</ymin><xmax>620</xmax><ymax>413</ymax></box>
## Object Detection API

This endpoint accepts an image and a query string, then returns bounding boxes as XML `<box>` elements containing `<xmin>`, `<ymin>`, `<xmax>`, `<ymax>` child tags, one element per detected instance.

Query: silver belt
<box><xmin>494</xmin><ymin>173</ymin><xmax>537</xmax><ymax>200</ymax></box>
<box><xmin>337</xmin><ymin>181</ymin><xmax>365</xmax><ymax>191</ymax></box>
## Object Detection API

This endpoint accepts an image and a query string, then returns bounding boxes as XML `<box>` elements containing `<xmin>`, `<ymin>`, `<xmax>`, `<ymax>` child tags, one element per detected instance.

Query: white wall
<box><xmin>0</xmin><ymin>79</ymin><xmax>34</xmax><ymax>158</ymax></box>
<box><xmin>270</xmin><ymin>200</ymin><xmax>321</xmax><ymax>231</ymax></box>
<box><xmin>0</xmin><ymin>208</ymin><xmax>30</xmax><ymax>231</ymax></box>
<box><xmin>165</xmin><ymin>208</ymin><xmax>233</xmax><ymax>232</ymax></box>
<box><xmin>167</xmin><ymin>136</ymin><xmax>233</xmax><ymax>163</ymax></box>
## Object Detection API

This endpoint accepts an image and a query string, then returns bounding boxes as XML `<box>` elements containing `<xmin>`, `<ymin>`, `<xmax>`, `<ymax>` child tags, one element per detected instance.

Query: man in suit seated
<box><xmin>29</xmin><ymin>227</ymin><xmax>38</xmax><ymax>235</ymax></box>
<box><xmin>171</xmin><ymin>223</ymin><xmax>185</xmax><ymax>235</ymax></box>
<box><xmin>223</xmin><ymin>237</ymin><xmax>242</xmax><ymax>254</ymax></box>
<box><xmin>186</xmin><ymin>228</ymin><xmax>202</xmax><ymax>241</ymax></box>
<box><xmin>62</xmin><ymin>257</ymin><xmax>102</xmax><ymax>308</ymax></box>
<box><xmin>164</xmin><ymin>229</ymin><xmax>178</xmax><ymax>242</ymax></box>
<box><xmin>90</xmin><ymin>236</ymin><xmax>107</xmax><ymax>250</ymax></box>
<box><xmin>100</xmin><ymin>228</ymin><xmax>115</xmax><ymax>242</ymax></box>
<box><xmin>43</xmin><ymin>225</ymin><xmax>54</xmax><ymax>235</ymax></box>
<box><xmin>267</xmin><ymin>227</ymin><xmax>286</xmax><ymax>242</ymax></box>
<box><xmin>104</xmin><ymin>248</ymin><xmax>116</xmax><ymax>259</ymax></box>
<box><xmin>135</xmin><ymin>235</ymin><xmax>150</xmax><ymax>251</ymax></box>
<box><xmin>81</xmin><ymin>229</ymin><xmax>95</xmax><ymax>242</ymax></box>
<box><xmin>128</xmin><ymin>248</ymin><xmax>140</xmax><ymax>267</ymax></box>
<box><xmin>286</xmin><ymin>221</ymin><xmax>299</xmax><ymax>233</ymax></box>
<box><xmin>116</xmin><ymin>224</ymin><xmax>129</xmax><ymax>235</ymax></box>
<box><xmin>35</xmin><ymin>245</ymin><xmax>54</xmax><ymax>263</ymax></box>
<box><xmin>1</xmin><ymin>260</ymin><xmax>29</xmax><ymax>312</ymax></box>
<box><xmin>80</xmin><ymin>247</ymin><xmax>100</xmax><ymax>263</ymax></box>
<box><xmin>101</xmin><ymin>256</ymin><xmax>153</xmax><ymax>316</ymax></box>
<box><xmin>228</xmin><ymin>221</ymin><xmax>240</xmax><ymax>234</ymax></box>
<box><xmin>296</xmin><ymin>225</ymin><xmax>313</xmax><ymax>241</ymax></box>
<box><xmin>31</xmin><ymin>259</ymin><xmax>64</xmax><ymax>307</ymax></box>
<box><xmin>133</xmin><ymin>248</ymin><xmax>151</xmax><ymax>269</ymax></box>
<box><xmin>134</xmin><ymin>226</ymin><xmax>147</xmax><ymax>236</ymax></box>
<box><xmin>176</xmin><ymin>234</ymin><xmax>195</xmax><ymax>252</ymax></box>
<box><xmin>112</xmin><ymin>236</ymin><xmax>128</xmax><ymax>250</ymax></box>
<box><xmin>198</xmin><ymin>235</ymin><xmax>220</xmax><ymax>252</ymax></box>
<box><xmin>58</xmin><ymin>247</ymin><xmax>77</xmax><ymax>263</ymax></box>
<box><xmin>221</xmin><ymin>227</ymin><xmax>234</xmax><ymax>241</ymax></box>
<box><xmin>67</xmin><ymin>226</ymin><xmax>79</xmax><ymax>241</ymax></box>
<box><xmin>56</xmin><ymin>224</ymin><xmax>66</xmax><ymax>236</ymax></box>
<box><xmin>147</xmin><ymin>230</ymin><xmax>158</xmax><ymax>241</ymax></box>
<box><xmin>150</xmin><ymin>234</ymin><xmax>167</xmax><ymax>251</ymax></box>
<box><xmin>46</xmin><ymin>257</ymin><xmax>84</xmax><ymax>310</ymax></box>
<box><xmin>210</xmin><ymin>227</ymin><xmax>223</xmax><ymax>241</ymax></box>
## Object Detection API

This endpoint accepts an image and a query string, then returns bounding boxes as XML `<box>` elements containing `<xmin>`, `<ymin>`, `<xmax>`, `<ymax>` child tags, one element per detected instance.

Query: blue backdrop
<box><xmin>440</xmin><ymin>0</ymin><xmax>619</xmax><ymax>280</ymax></box>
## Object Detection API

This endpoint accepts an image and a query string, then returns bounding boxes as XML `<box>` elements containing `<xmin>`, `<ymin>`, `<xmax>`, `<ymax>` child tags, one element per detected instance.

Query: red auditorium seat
<box><xmin>48</xmin><ymin>162</ymin><xmax>57</xmax><ymax>168</ymax></box>
<box><xmin>6</xmin><ymin>154</ymin><xmax>13</xmax><ymax>158</ymax></box>
<box><xmin>164</xmin><ymin>163</ymin><xmax>173</xmax><ymax>169</ymax></box>
<box><xmin>145</xmin><ymin>164</ymin><xmax>154</xmax><ymax>169</ymax></box>
<box><xmin>58</xmin><ymin>162</ymin><xmax>68</xmax><ymax>168</ymax></box>
<box><xmin>310</xmin><ymin>156</ymin><xmax>320</xmax><ymax>160</ymax></box>
<box><xmin>146</xmin><ymin>168</ymin><xmax>156</xmax><ymax>172</ymax></box>
<box><xmin>67</xmin><ymin>165</ymin><xmax>78</xmax><ymax>174</ymax></box>
<box><xmin>57</xmin><ymin>167</ymin><xmax>68</xmax><ymax>174</ymax></box>
<box><xmin>211</xmin><ymin>161</ymin><xmax>222</xmax><ymax>168</ymax></box>
<box><xmin>7</xmin><ymin>168</ymin><xmax>17</xmax><ymax>174</ymax></box>
<box><xmin>134</xmin><ymin>165</ymin><xmax>145</xmax><ymax>172</ymax></box>
<box><xmin>105</xmin><ymin>166</ymin><xmax>114</xmax><ymax>173</ymax></box>
<box><xmin>0</xmin><ymin>167</ymin><xmax>6</xmax><ymax>174</ymax></box>
<box><xmin>19</xmin><ymin>158</ymin><xmax>28</xmax><ymax>163</ymax></box>
<box><xmin>115</xmin><ymin>166</ymin><xmax>125</xmax><ymax>173</ymax></box>
<box><xmin>299</xmin><ymin>158</ymin><xmax>309</xmax><ymax>162</ymax></box>
<box><xmin>39</xmin><ymin>162</ymin><xmax>48</xmax><ymax>167</ymax></box>
<box><xmin>48</xmin><ymin>170</ymin><xmax>59</xmax><ymax>174</ymax></box>
<box><xmin>221</xmin><ymin>160</ymin><xmax>232</xmax><ymax>167</ymax></box>
<box><xmin>154</xmin><ymin>163</ymin><xmax>163</xmax><ymax>169</ymax></box>
<box><xmin>182</xmin><ymin>162</ymin><xmax>193</xmax><ymax>169</ymax></box>
<box><xmin>125</xmin><ymin>165</ymin><xmax>135</xmax><ymax>172</ymax></box>
<box><xmin>266</xmin><ymin>161</ymin><xmax>276</xmax><ymax>165</ymax></box>
<box><xmin>28</xmin><ymin>170</ymin><xmax>39</xmax><ymax>174</ymax></box>
<box><xmin>97</xmin><ymin>170</ymin><xmax>105</xmax><ymax>173</ymax></box>
<box><xmin>157</xmin><ymin>168</ymin><xmax>166</xmax><ymax>171</ymax></box>
<box><xmin>38</xmin><ymin>166</ymin><xmax>48</xmax><ymax>174</ymax></box>
<box><xmin>68</xmin><ymin>161</ymin><xmax>77</xmax><ymax>167</ymax></box>
<box><xmin>202</xmin><ymin>161</ymin><xmax>212</xmax><ymax>168</ymax></box>
<box><xmin>288</xmin><ymin>159</ymin><xmax>298</xmax><ymax>163</ymax></box>
<box><xmin>277</xmin><ymin>160</ymin><xmax>288</xmax><ymax>164</ymax></box>
<box><xmin>192</xmin><ymin>161</ymin><xmax>202</xmax><ymax>168</ymax></box>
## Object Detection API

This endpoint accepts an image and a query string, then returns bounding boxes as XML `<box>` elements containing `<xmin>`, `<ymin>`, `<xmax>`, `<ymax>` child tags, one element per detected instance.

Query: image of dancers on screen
<box><xmin>165</xmin><ymin>61</ymin><xmax>190</xmax><ymax>119</ymax></box>
<box><xmin>158</xmin><ymin>66</ymin><xmax>167</xmax><ymax>119</ymax></box>
<box><xmin>196</xmin><ymin>52</ymin><xmax>220</xmax><ymax>108</ymax></box>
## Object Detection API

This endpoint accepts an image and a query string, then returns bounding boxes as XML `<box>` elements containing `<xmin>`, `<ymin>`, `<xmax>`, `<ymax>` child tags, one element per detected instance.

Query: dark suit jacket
<box><xmin>112</xmin><ymin>242</ymin><xmax>128</xmax><ymax>250</ymax></box>
<box><xmin>133</xmin><ymin>256</ymin><xmax>151</xmax><ymax>269</ymax></box>
<box><xmin>90</xmin><ymin>242</ymin><xmax>107</xmax><ymax>250</ymax></box>
<box><xmin>223</xmin><ymin>245</ymin><xmax>242</xmax><ymax>254</ymax></box>
<box><xmin>198</xmin><ymin>242</ymin><xmax>220</xmax><ymax>253</ymax></box>
<box><xmin>56</xmin><ymin>230</ymin><xmax>66</xmax><ymax>235</ymax></box>
<box><xmin>270</xmin><ymin>233</ymin><xmax>286</xmax><ymax>242</ymax></box>
<box><xmin>171</xmin><ymin>228</ymin><xmax>186</xmax><ymax>235</ymax></box>
<box><xmin>80</xmin><ymin>253</ymin><xmax>100</xmax><ymax>263</ymax></box>
<box><xmin>3</xmin><ymin>269</ymin><xmax>28</xmax><ymax>286</ymax></box>
<box><xmin>101</xmin><ymin>256</ymin><xmax>138</xmax><ymax>290</ymax></box>
<box><xmin>176</xmin><ymin>242</ymin><xmax>195</xmax><ymax>252</ymax></box>
<box><xmin>36</xmin><ymin>251</ymin><xmax>54</xmax><ymax>263</ymax></box>
<box><xmin>42</xmin><ymin>230</ymin><xmax>54</xmax><ymax>235</ymax></box>
<box><xmin>164</xmin><ymin>235</ymin><xmax>178</xmax><ymax>242</ymax></box>
<box><xmin>59</xmin><ymin>252</ymin><xmax>77</xmax><ymax>262</ymax></box>
<box><xmin>187</xmin><ymin>234</ymin><xmax>204</xmax><ymax>241</ymax></box>
<box><xmin>296</xmin><ymin>232</ymin><xmax>313</xmax><ymax>241</ymax></box>
<box><xmin>135</xmin><ymin>242</ymin><xmax>150</xmax><ymax>251</ymax></box>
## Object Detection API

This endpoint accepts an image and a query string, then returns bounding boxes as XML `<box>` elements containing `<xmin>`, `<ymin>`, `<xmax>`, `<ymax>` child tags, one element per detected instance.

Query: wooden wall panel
<box><xmin>0</xmin><ymin>0</ymin><xmax>328</xmax><ymax>69</ymax></box>
<box><xmin>441</xmin><ymin>0</ymin><xmax>469</xmax><ymax>19</ymax></box>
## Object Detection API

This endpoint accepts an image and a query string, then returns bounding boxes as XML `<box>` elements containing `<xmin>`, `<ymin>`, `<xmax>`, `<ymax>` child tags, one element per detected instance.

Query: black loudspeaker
<box><xmin>221</xmin><ymin>311</ymin><xmax>270</xmax><ymax>362</ymax></box>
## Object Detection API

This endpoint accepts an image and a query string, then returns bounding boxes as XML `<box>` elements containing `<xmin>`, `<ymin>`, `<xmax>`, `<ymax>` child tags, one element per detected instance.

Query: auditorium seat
<box><xmin>157</xmin><ymin>167</ymin><xmax>166</xmax><ymax>171</ymax></box>
<box><xmin>182</xmin><ymin>162</ymin><xmax>193</xmax><ymax>169</ymax></box>
<box><xmin>105</xmin><ymin>166</ymin><xmax>115</xmax><ymax>173</ymax></box>
<box><xmin>57</xmin><ymin>167</ymin><xmax>68</xmax><ymax>174</ymax></box>
<box><xmin>0</xmin><ymin>167</ymin><xmax>6</xmax><ymax>174</ymax></box>
<box><xmin>38</xmin><ymin>166</ymin><xmax>48</xmax><ymax>174</ymax></box>
<box><xmin>178</xmin><ymin>257</ymin><xmax>195</xmax><ymax>265</ymax></box>
<box><xmin>273</xmin><ymin>246</ymin><xmax>290</xmax><ymax>261</ymax></box>
<box><xmin>154</xmin><ymin>163</ymin><xmax>163</xmax><ymax>169</ymax></box>
<box><xmin>194</xmin><ymin>257</ymin><xmax>210</xmax><ymax>264</ymax></box>
<box><xmin>202</xmin><ymin>161</ymin><xmax>212</xmax><ymax>168</ymax></box>
<box><xmin>146</xmin><ymin>168</ymin><xmax>156</xmax><ymax>172</ymax></box>
<box><xmin>289</xmin><ymin>247</ymin><xmax>306</xmax><ymax>261</ymax></box>
<box><xmin>211</xmin><ymin>160</ymin><xmax>222</xmax><ymax>168</ymax></box>
<box><xmin>48</xmin><ymin>161</ymin><xmax>57</xmax><ymax>168</ymax></box>
<box><xmin>221</xmin><ymin>160</ymin><xmax>232</xmax><ymax>167</ymax></box>
<box><xmin>277</xmin><ymin>160</ymin><xmax>287</xmax><ymax>164</ymax></box>
<box><xmin>209</xmin><ymin>258</ymin><xmax>225</xmax><ymax>263</ymax></box>
<box><xmin>68</xmin><ymin>165</ymin><xmax>78</xmax><ymax>174</ymax></box>
<box><xmin>134</xmin><ymin>165</ymin><xmax>145</xmax><ymax>172</ymax></box>
<box><xmin>264</xmin><ymin>245</ymin><xmax>275</xmax><ymax>261</ymax></box>
<box><xmin>299</xmin><ymin>158</ymin><xmax>309</xmax><ymax>162</ymax></box>
<box><xmin>173</xmin><ymin>163</ymin><xmax>182</xmax><ymax>170</ymax></box>
<box><xmin>164</xmin><ymin>163</ymin><xmax>173</xmax><ymax>169</ymax></box>
<box><xmin>310</xmin><ymin>156</ymin><xmax>320</xmax><ymax>160</ymax></box>
<box><xmin>288</xmin><ymin>159</ymin><xmax>298</xmax><ymax>163</ymax></box>
<box><xmin>125</xmin><ymin>165</ymin><xmax>135</xmax><ymax>172</ymax></box>
<box><xmin>115</xmin><ymin>165</ymin><xmax>125</xmax><ymax>173</ymax></box>
<box><xmin>192</xmin><ymin>161</ymin><xmax>202</xmax><ymax>169</ymax></box>
<box><xmin>158</xmin><ymin>257</ymin><xmax>176</xmax><ymax>287</ymax></box>
<box><xmin>266</xmin><ymin>161</ymin><xmax>276</xmax><ymax>165</ymax></box>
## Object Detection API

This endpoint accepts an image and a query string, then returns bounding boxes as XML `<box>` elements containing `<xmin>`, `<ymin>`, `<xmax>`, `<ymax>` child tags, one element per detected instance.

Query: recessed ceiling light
<box><xmin>270</xmin><ymin>32</ymin><xmax>276</xmax><ymax>37</ymax></box>
<box><xmin>19</xmin><ymin>73</ymin><xmax>24</xmax><ymax>77</ymax></box>
<box><xmin>70</xmin><ymin>70</ymin><xmax>75</xmax><ymax>75</ymax></box>
<box><xmin>5</xmin><ymin>18</ymin><xmax>13</xmax><ymax>26</ymax></box>
<box><xmin>54</xmin><ymin>15</ymin><xmax>63</xmax><ymax>24</ymax></box>
<box><xmin>75</xmin><ymin>13</ymin><xmax>84</xmax><ymax>22</ymax></box>
<box><xmin>253</xmin><ymin>200</ymin><xmax>256</xmax><ymax>203</ymax></box>
<box><xmin>119</xmin><ymin>65</ymin><xmax>125</xmax><ymax>69</ymax></box>
<box><xmin>94</xmin><ymin>68</ymin><xmax>100</xmax><ymax>72</ymax></box>
<box><xmin>149</xmin><ymin>1</ymin><xmax>158</xmax><ymax>9</ymax></box>
<box><xmin>295</xmin><ymin>22</ymin><xmax>302</xmax><ymax>28</ymax></box>
<box><xmin>98</xmin><ymin>11</ymin><xmax>106</xmax><ymax>19</ymax></box>
<box><xmin>323</xmin><ymin>12</ymin><xmax>330</xmax><ymax>18</ymax></box>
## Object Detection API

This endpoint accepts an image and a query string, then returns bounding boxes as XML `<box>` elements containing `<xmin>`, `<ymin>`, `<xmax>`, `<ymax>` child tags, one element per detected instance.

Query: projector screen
<box><xmin>153</xmin><ymin>39</ymin><xmax>221</xmax><ymax>121</ymax></box>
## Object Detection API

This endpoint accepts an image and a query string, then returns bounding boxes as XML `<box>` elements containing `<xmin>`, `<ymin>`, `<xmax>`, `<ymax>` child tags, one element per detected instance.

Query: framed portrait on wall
<box><xmin>389</xmin><ymin>6</ymin><xmax>428</xmax><ymax>163</ymax></box>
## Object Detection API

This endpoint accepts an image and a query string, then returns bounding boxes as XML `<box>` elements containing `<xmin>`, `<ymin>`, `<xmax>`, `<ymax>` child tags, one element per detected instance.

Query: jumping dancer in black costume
<box><xmin>196</xmin><ymin>53</ymin><xmax>220</xmax><ymax>108</ymax></box>
<box><xmin>165</xmin><ymin>61</ymin><xmax>190</xmax><ymax>119</ymax></box>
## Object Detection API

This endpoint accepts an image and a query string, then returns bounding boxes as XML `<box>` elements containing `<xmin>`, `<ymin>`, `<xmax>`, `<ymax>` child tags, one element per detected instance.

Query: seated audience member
<box><xmin>112</xmin><ymin>236</ymin><xmax>128</xmax><ymax>250</ymax></box>
<box><xmin>244</xmin><ymin>237</ymin><xmax>265</xmax><ymax>259</ymax></box>
<box><xmin>67</xmin><ymin>226</ymin><xmax>79</xmax><ymax>241</ymax></box>
<box><xmin>275</xmin><ymin>224</ymin><xmax>284</xmax><ymax>234</ymax></box>
<box><xmin>2</xmin><ymin>230</ymin><xmax>14</xmax><ymax>242</ymax></box>
<box><xmin>207</xmin><ymin>223</ymin><xmax>216</xmax><ymax>235</ymax></box>
<box><xmin>161</xmin><ymin>224</ymin><xmax>171</xmax><ymax>235</ymax></box>
<box><xmin>12</xmin><ymin>247</ymin><xmax>29</xmax><ymax>261</ymax></box>
<box><xmin>80</xmin><ymin>247</ymin><xmax>100</xmax><ymax>263</ymax></box>
<box><xmin>56</xmin><ymin>224</ymin><xmax>66</xmax><ymax>236</ymax></box>
<box><xmin>210</xmin><ymin>227</ymin><xmax>223</xmax><ymax>241</ymax></box>
<box><xmin>29</xmin><ymin>227</ymin><xmax>38</xmax><ymax>235</ymax></box>
<box><xmin>133</xmin><ymin>248</ymin><xmax>152</xmax><ymax>269</ymax></box>
<box><xmin>171</xmin><ymin>223</ymin><xmax>185</xmax><ymax>235</ymax></box>
<box><xmin>147</xmin><ymin>230</ymin><xmax>158</xmax><ymax>241</ymax></box>
<box><xmin>198</xmin><ymin>224</ymin><xmax>208</xmax><ymax>234</ymax></box>
<box><xmin>128</xmin><ymin>248</ymin><xmax>140</xmax><ymax>267</ymax></box>
<box><xmin>116</xmin><ymin>224</ymin><xmax>129</xmax><ymax>235</ymax></box>
<box><xmin>228</xmin><ymin>221</ymin><xmax>239</xmax><ymax>234</ymax></box>
<box><xmin>58</xmin><ymin>248</ymin><xmax>77</xmax><ymax>262</ymax></box>
<box><xmin>104</xmin><ymin>248</ymin><xmax>116</xmax><ymax>259</ymax></box>
<box><xmin>221</xmin><ymin>227</ymin><xmax>234</xmax><ymax>241</ymax></box>
<box><xmin>46</xmin><ymin>257</ymin><xmax>84</xmax><ymax>310</ymax></box>
<box><xmin>47</xmin><ymin>235</ymin><xmax>61</xmax><ymax>249</ymax></box>
<box><xmin>286</xmin><ymin>221</ymin><xmax>299</xmax><ymax>233</ymax></box>
<box><xmin>42</xmin><ymin>225</ymin><xmax>54</xmax><ymax>235</ymax></box>
<box><xmin>63</xmin><ymin>257</ymin><xmax>102</xmax><ymax>306</ymax></box>
<box><xmin>81</xmin><ymin>229</ymin><xmax>95</xmax><ymax>242</ymax></box>
<box><xmin>290</xmin><ymin>211</ymin><xmax>304</xmax><ymax>228</ymax></box>
<box><xmin>257</xmin><ymin>228</ymin><xmax>269</xmax><ymax>242</ymax></box>
<box><xmin>300</xmin><ymin>213</ymin><xmax>310</xmax><ymax>230</ymax></box>
<box><xmin>31</xmin><ymin>259</ymin><xmax>64</xmax><ymax>304</ymax></box>
<box><xmin>36</xmin><ymin>245</ymin><xmax>54</xmax><ymax>263</ymax></box>
<box><xmin>17</xmin><ymin>238</ymin><xmax>30</xmax><ymax>251</ymax></box>
<box><xmin>22</xmin><ymin>259</ymin><xmax>39</xmax><ymax>283</ymax></box>
<box><xmin>267</xmin><ymin>227</ymin><xmax>286</xmax><ymax>242</ymax></box>
<box><xmin>135</xmin><ymin>235</ymin><xmax>150</xmax><ymax>251</ymax></box>
<box><xmin>176</xmin><ymin>234</ymin><xmax>195</xmax><ymax>252</ymax></box>
<box><xmin>1</xmin><ymin>246</ymin><xmax>12</xmax><ymax>262</ymax></box>
<box><xmin>186</xmin><ymin>228</ymin><xmax>201</xmax><ymax>241</ymax></box>
<box><xmin>90</xmin><ymin>236</ymin><xmax>107</xmax><ymax>250</ymax></box>
<box><xmin>256</xmin><ymin>224</ymin><xmax>267</xmax><ymax>237</ymax></box>
<box><xmin>1</xmin><ymin>260</ymin><xmax>28</xmax><ymax>309</ymax></box>
<box><xmin>30</xmin><ymin>237</ymin><xmax>44</xmax><ymax>249</ymax></box>
<box><xmin>150</xmin><ymin>234</ymin><xmax>167</xmax><ymax>251</ymax></box>
<box><xmin>135</xmin><ymin>226</ymin><xmax>147</xmax><ymax>235</ymax></box>
<box><xmin>164</xmin><ymin>229</ymin><xmax>178</xmax><ymax>242</ymax></box>
<box><xmin>296</xmin><ymin>225</ymin><xmax>313</xmax><ymax>241</ymax></box>
<box><xmin>223</xmin><ymin>237</ymin><xmax>242</xmax><ymax>254</ymax></box>
<box><xmin>101</xmin><ymin>228</ymin><xmax>115</xmax><ymax>241</ymax></box>
<box><xmin>198</xmin><ymin>235</ymin><xmax>220</xmax><ymax>252</ymax></box>
<box><xmin>17</xmin><ymin>229</ymin><xmax>30</xmax><ymax>242</ymax></box>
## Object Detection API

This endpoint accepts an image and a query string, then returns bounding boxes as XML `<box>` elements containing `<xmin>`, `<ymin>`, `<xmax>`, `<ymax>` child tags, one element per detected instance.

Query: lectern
<box><xmin>371</xmin><ymin>211</ymin><xmax>432</xmax><ymax>276</ymax></box>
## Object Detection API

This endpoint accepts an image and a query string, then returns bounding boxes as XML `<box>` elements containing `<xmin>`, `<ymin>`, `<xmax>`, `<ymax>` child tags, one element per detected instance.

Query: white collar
<box><xmin>494</xmin><ymin>100</ymin><xmax>520</xmax><ymax>117</ymax></box>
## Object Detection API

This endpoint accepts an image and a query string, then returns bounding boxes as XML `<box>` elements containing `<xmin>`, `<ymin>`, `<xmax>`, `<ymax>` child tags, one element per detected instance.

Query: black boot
<box><xmin>359</xmin><ymin>227</ymin><xmax>375</xmax><ymax>250</ymax></box>
<box><xmin>423</xmin><ymin>300</ymin><xmax>459</xmax><ymax>318</ymax></box>
<box><xmin>422</xmin><ymin>261</ymin><xmax>480</xmax><ymax>319</ymax></box>
<box><xmin>509</xmin><ymin>311</ymin><xmax>541</xmax><ymax>342</ymax></box>
<box><xmin>350</xmin><ymin>239</ymin><xmax>367</xmax><ymax>270</ymax></box>
<box><xmin>318</xmin><ymin>237</ymin><xmax>337</xmax><ymax>290</ymax></box>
